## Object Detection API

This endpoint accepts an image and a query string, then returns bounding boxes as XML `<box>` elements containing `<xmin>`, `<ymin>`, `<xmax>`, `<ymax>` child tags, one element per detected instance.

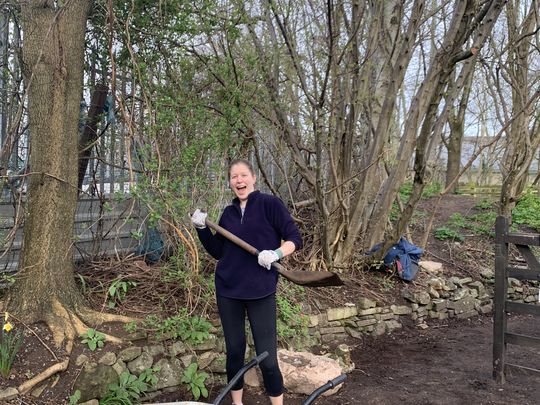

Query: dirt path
<box><xmin>241</xmin><ymin>315</ymin><xmax>539</xmax><ymax>405</ymax></box>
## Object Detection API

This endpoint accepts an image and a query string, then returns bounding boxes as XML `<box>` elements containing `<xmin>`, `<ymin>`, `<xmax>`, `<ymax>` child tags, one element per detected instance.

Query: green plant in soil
<box><xmin>100</xmin><ymin>367</ymin><xmax>159</xmax><ymax>405</ymax></box>
<box><xmin>142</xmin><ymin>308</ymin><xmax>212</xmax><ymax>345</ymax></box>
<box><xmin>181</xmin><ymin>362</ymin><xmax>209</xmax><ymax>401</ymax></box>
<box><xmin>81</xmin><ymin>328</ymin><xmax>106</xmax><ymax>351</ymax></box>
<box><xmin>107</xmin><ymin>279</ymin><xmax>137</xmax><ymax>309</ymax></box>
<box><xmin>276</xmin><ymin>281</ymin><xmax>309</xmax><ymax>346</ymax></box>
<box><xmin>434</xmin><ymin>226</ymin><xmax>464</xmax><ymax>242</ymax></box>
<box><xmin>0</xmin><ymin>312</ymin><xmax>24</xmax><ymax>378</ymax></box>
<box><xmin>512</xmin><ymin>190</ymin><xmax>540</xmax><ymax>231</ymax></box>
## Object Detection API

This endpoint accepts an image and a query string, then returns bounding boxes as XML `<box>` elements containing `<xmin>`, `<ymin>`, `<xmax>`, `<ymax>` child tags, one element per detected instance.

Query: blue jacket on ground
<box><xmin>196</xmin><ymin>190</ymin><xmax>302</xmax><ymax>299</ymax></box>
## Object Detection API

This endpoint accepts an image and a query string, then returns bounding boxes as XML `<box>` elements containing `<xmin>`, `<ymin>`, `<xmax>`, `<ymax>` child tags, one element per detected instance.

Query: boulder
<box><xmin>419</xmin><ymin>261</ymin><xmax>443</xmax><ymax>274</ymax></box>
<box><xmin>278</xmin><ymin>350</ymin><xmax>344</xmax><ymax>396</ymax></box>
<box><xmin>73</xmin><ymin>363</ymin><xmax>118</xmax><ymax>402</ymax></box>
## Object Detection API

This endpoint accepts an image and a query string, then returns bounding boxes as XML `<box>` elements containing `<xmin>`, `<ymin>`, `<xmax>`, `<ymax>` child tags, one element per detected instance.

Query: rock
<box><xmin>390</xmin><ymin>305</ymin><xmax>412</xmax><ymax>315</ymax></box>
<box><xmin>73</xmin><ymin>363</ymin><xmax>119</xmax><ymax>402</ymax></box>
<box><xmin>432</xmin><ymin>299</ymin><xmax>448</xmax><ymax>311</ymax></box>
<box><xmin>419</xmin><ymin>261</ymin><xmax>443</xmax><ymax>274</ymax></box>
<box><xmin>31</xmin><ymin>383</ymin><xmax>47</xmax><ymax>398</ymax></box>
<box><xmin>451</xmin><ymin>288</ymin><xmax>468</xmax><ymax>301</ymax></box>
<box><xmin>193</xmin><ymin>334</ymin><xmax>218</xmax><ymax>351</ymax></box>
<box><xmin>0</xmin><ymin>387</ymin><xmax>18</xmax><ymax>401</ymax></box>
<box><xmin>428</xmin><ymin>287</ymin><xmax>440</xmax><ymax>298</ymax></box>
<box><xmin>327</xmin><ymin>306</ymin><xmax>358</xmax><ymax>321</ymax></box>
<box><xmin>170</xmin><ymin>341</ymin><xmax>187</xmax><ymax>356</ymax></box>
<box><xmin>79</xmin><ymin>400</ymin><xmax>99</xmax><ymax>405</ymax></box>
<box><xmin>99</xmin><ymin>352</ymin><xmax>117</xmax><ymax>366</ymax></box>
<box><xmin>278</xmin><ymin>350</ymin><xmax>344</xmax><ymax>396</ymax></box>
<box><xmin>428</xmin><ymin>277</ymin><xmax>445</xmax><ymax>290</ymax></box>
<box><xmin>372</xmin><ymin>322</ymin><xmax>387</xmax><ymax>336</ymax></box>
<box><xmin>76</xmin><ymin>354</ymin><xmax>89</xmax><ymax>366</ymax></box>
<box><xmin>198</xmin><ymin>351</ymin><xmax>219</xmax><ymax>370</ymax></box>
<box><xmin>113</xmin><ymin>359</ymin><xmax>127</xmax><ymax>376</ymax></box>
<box><xmin>448</xmin><ymin>295</ymin><xmax>476</xmax><ymax>315</ymax></box>
<box><xmin>244</xmin><ymin>367</ymin><xmax>261</xmax><ymax>387</ymax></box>
<box><xmin>334</xmin><ymin>344</ymin><xmax>355</xmax><ymax>372</ymax></box>
<box><xmin>402</xmin><ymin>290</ymin><xmax>431</xmax><ymax>305</ymax></box>
<box><xmin>118</xmin><ymin>346</ymin><xmax>142</xmax><ymax>362</ymax></box>
<box><xmin>357</xmin><ymin>297</ymin><xmax>377</xmax><ymax>309</ymax></box>
<box><xmin>143</xmin><ymin>344</ymin><xmax>165</xmax><ymax>357</ymax></box>
<box><xmin>149</xmin><ymin>358</ymin><xmax>184</xmax><ymax>391</ymax></box>
<box><xmin>207</xmin><ymin>353</ymin><xmax>226</xmax><ymax>373</ymax></box>
<box><xmin>180</xmin><ymin>354</ymin><xmax>196</xmax><ymax>368</ymax></box>
<box><xmin>480</xmin><ymin>268</ymin><xmax>495</xmax><ymax>279</ymax></box>
<box><xmin>508</xmin><ymin>277</ymin><xmax>522</xmax><ymax>287</ymax></box>
<box><xmin>127</xmin><ymin>351</ymin><xmax>154</xmax><ymax>375</ymax></box>
<box><xmin>308</xmin><ymin>315</ymin><xmax>320</xmax><ymax>327</ymax></box>
<box><xmin>385</xmin><ymin>320</ymin><xmax>402</xmax><ymax>332</ymax></box>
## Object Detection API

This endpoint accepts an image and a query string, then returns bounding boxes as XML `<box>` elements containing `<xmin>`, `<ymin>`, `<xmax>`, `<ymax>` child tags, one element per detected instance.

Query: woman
<box><xmin>191</xmin><ymin>158</ymin><xmax>302</xmax><ymax>405</ymax></box>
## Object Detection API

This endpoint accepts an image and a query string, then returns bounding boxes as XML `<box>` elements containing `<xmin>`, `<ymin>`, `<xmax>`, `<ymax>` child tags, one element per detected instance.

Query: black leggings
<box><xmin>216</xmin><ymin>293</ymin><xmax>283</xmax><ymax>397</ymax></box>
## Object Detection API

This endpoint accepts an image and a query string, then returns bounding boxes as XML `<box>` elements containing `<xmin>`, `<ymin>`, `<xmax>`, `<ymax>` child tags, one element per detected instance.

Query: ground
<box><xmin>1</xmin><ymin>194</ymin><xmax>539</xmax><ymax>404</ymax></box>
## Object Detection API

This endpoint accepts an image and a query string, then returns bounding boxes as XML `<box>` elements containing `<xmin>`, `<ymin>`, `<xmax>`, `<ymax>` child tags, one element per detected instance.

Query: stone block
<box><xmin>357</xmin><ymin>307</ymin><xmax>381</xmax><ymax>316</ymax></box>
<box><xmin>357</xmin><ymin>297</ymin><xmax>377</xmax><ymax>309</ymax></box>
<box><xmin>308</xmin><ymin>315</ymin><xmax>320</xmax><ymax>327</ymax></box>
<box><xmin>320</xmin><ymin>326</ymin><xmax>346</xmax><ymax>335</ymax></box>
<box><xmin>432</xmin><ymin>299</ymin><xmax>448</xmax><ymax>311</ymax></box>
<box><xmin>456</xmin><ymin>310</ymin><xmax>478</xmax><ymax>319</ymax></box>
<box><xmin>385</xmin><ymin>320</ymin><xmax>402</xmax><ymax>331</ymax></box>
<box><xmin>419</xmin><ymin>260</ymin><xmax>443</xmax><ymax>274</ymax></box>
<box><xmin>356</xmin><ymin>318</ymin><xmax>377</xmax><ymax>327</ymax></box>
<box><xmin>390</xmin><ymin>305</ymin><xmax>412</xmax><ymax>315</ymax></box>
<box><xmin>448</xmin><ymin>295</ymin><xmax>476</xmax><ymax>314</ymax></box>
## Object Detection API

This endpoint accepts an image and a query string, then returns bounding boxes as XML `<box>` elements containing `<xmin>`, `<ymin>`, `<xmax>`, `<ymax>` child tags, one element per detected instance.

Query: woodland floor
<box><xmin>1</xmin><ymin>194</ymin><xmax>540</xmax><ymax>405</ymax></box>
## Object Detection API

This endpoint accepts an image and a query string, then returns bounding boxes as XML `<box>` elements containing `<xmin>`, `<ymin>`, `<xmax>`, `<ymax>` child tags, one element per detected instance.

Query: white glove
<box><xmin>258</xmin><ymin>250</ymin><xmax>280</xmax><ymax>270</ymax></box>
<box><xmin>191</xmin><ymin>209</ymin><xmax>207</xmax><ymax>229</ymax></box>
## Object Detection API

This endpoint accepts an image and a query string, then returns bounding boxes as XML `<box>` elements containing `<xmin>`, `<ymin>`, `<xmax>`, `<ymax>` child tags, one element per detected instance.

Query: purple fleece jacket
<box><xmin>196</xmin><ymin>190</ymin><xmax>302</xmax><ymax>299</ymax></box>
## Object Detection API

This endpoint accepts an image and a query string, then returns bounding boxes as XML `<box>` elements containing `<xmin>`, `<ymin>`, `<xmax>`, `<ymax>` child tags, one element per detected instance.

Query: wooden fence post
<box><xmin>493</xmin><ymin>215</ymin><xmax>508</xmax><ymax>383</ymax></box>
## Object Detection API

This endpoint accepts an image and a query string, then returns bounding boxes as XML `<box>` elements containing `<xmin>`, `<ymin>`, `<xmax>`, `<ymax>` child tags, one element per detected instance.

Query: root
<box><xmin>45</xmin><ymin>299</ymin><xmax>127</xmax><ymax>353</ymax></box>
<box><xmin>78</xmin><ymin>307</ymin><xmax>140</xmax><ymax>325</ymax></box>
<box><xmin>18</xmin><ymin>359</ymin><xmax>69</xmax><ymax>394</ymax></box>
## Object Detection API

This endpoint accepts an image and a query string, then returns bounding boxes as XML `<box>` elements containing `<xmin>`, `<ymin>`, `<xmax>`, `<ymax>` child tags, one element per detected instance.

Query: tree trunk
<box><xmin>7</xmin><ymin>0</ymin><xmax>132</xmax><ymax>350</ymax></box>
<box><xmin>78</xmin><ymin>83</ymin><xmax>109</xmax><ymax>191</ymax></box>
<box><xmin>498</xmin><ymin>1</ymin><xmax>539</xmax><ymax>218</ymax></box>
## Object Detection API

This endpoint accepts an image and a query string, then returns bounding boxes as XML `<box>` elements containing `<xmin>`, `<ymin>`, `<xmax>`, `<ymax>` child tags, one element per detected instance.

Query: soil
<box><xmin>1</xmin><ymin>194</ymin><xmax>539</xmax><ymax>405</ymax></box>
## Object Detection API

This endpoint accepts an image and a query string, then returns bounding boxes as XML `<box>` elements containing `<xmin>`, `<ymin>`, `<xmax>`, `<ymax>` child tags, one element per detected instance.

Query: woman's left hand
<box><xmin>257</xmin><ymin>250</ymin><xmax>280</xmax><ymax>270</ymax></box>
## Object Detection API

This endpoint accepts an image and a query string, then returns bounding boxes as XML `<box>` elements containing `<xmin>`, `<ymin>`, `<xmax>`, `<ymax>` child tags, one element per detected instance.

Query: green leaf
<box><xmin>192</xmin><ymin>385</ymin><xmax>200</xmax><ymax>400</ymax></box>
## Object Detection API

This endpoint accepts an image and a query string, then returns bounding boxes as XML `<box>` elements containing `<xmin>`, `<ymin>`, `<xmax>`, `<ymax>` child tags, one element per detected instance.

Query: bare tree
<box><xmin>494</xmin><ymin>0</ymin><xmax>540</xmax><ymax>217</ymax></box>
<box><xmin>224</xmin><ymin>0</ymin><xmax>505</xmax><ymax>267</ymax></box>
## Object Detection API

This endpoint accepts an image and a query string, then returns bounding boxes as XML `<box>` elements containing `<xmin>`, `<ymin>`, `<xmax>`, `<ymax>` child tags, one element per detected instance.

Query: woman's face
<box><xmin>229</xmin><ymin>163</ymin><xmax>256</xmax><ymax>202</ymax></box>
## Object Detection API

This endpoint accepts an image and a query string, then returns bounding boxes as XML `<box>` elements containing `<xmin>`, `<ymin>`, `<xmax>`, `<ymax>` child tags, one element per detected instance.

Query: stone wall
<box><xmin>22</xmin><ymin>260</ymin><xmax>538</xmax><ymax>404</ymax></box>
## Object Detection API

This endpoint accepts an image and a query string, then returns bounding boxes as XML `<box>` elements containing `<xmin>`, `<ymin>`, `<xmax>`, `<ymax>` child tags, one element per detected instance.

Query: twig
<box><xmin>10</xmin><ymin>314</ymin><xmax>59</xmax><ymax>362</ymax></box>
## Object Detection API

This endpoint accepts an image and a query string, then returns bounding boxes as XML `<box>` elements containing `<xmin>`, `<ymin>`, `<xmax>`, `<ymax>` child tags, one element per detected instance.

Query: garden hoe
<box><xmin>204</xmin><ymin>218</ymin><xmax>344</xmax><ymax>287</ymax></box>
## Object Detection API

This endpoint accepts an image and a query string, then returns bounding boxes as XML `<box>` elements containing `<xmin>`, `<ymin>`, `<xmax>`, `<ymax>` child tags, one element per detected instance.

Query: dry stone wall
<box><xmin>16</xmin><ymin>260</ymin><xmax>537</xmax><ymax>404</ymax></box>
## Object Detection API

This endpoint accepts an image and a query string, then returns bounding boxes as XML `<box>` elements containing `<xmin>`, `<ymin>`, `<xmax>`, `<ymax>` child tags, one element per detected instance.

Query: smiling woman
<box><xmin>191</xmin><ymin>158</ymin><xmax>303</xmax><ymax>405</ymax></box>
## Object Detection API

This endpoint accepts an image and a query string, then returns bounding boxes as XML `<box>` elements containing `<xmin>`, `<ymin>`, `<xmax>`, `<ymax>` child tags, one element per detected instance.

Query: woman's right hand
<box><xmin>191</xmin><ymin>209</ymin><xmax>207</xmax><ymax>229</ymax></box>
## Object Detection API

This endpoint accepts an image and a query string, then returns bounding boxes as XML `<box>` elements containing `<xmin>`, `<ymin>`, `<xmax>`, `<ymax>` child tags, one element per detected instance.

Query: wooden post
<box><xmin>493</xmin><ymin>215</ymin><xmax>508</xmax><ymax>383</ymax></box>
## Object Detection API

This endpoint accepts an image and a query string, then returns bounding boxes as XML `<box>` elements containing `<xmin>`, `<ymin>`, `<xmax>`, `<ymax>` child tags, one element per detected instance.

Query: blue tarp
<box><xmin>368</xmin><ymin>237</ymin><xmax>424</xmax><ymax>281</ymax></box>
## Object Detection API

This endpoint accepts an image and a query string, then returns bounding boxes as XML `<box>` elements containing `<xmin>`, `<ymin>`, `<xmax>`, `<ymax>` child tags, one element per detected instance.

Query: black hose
<box><xmin>302</xmin><ymin>374</ymin><xmax>347</xmax><ymax>405</ymax></box>
<box><xmin>213</xmin><ymin>351</ymin><xmax>269</xmax><ymax>405</ymax></box>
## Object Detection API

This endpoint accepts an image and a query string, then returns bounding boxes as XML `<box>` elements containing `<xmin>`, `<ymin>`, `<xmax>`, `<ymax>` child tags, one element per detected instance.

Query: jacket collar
<box><xmin>232</xmin><ymin>190</ymin><xmax>260</xmax><ymax>207</ymax></box>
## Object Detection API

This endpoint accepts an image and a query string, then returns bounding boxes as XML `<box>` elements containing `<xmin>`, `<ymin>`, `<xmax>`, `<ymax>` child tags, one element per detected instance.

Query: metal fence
<box><xmin>0</xmin><ymin>195</ymin><xmax>147</xmax><ymax>275</ymax></box>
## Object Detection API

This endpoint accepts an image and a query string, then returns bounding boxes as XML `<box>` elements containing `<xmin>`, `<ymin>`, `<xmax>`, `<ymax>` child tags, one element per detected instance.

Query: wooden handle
<box><xmin>205</xmin><ymin>218</ymin><xmax>286</xmax><ymax>272</ymax></box>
